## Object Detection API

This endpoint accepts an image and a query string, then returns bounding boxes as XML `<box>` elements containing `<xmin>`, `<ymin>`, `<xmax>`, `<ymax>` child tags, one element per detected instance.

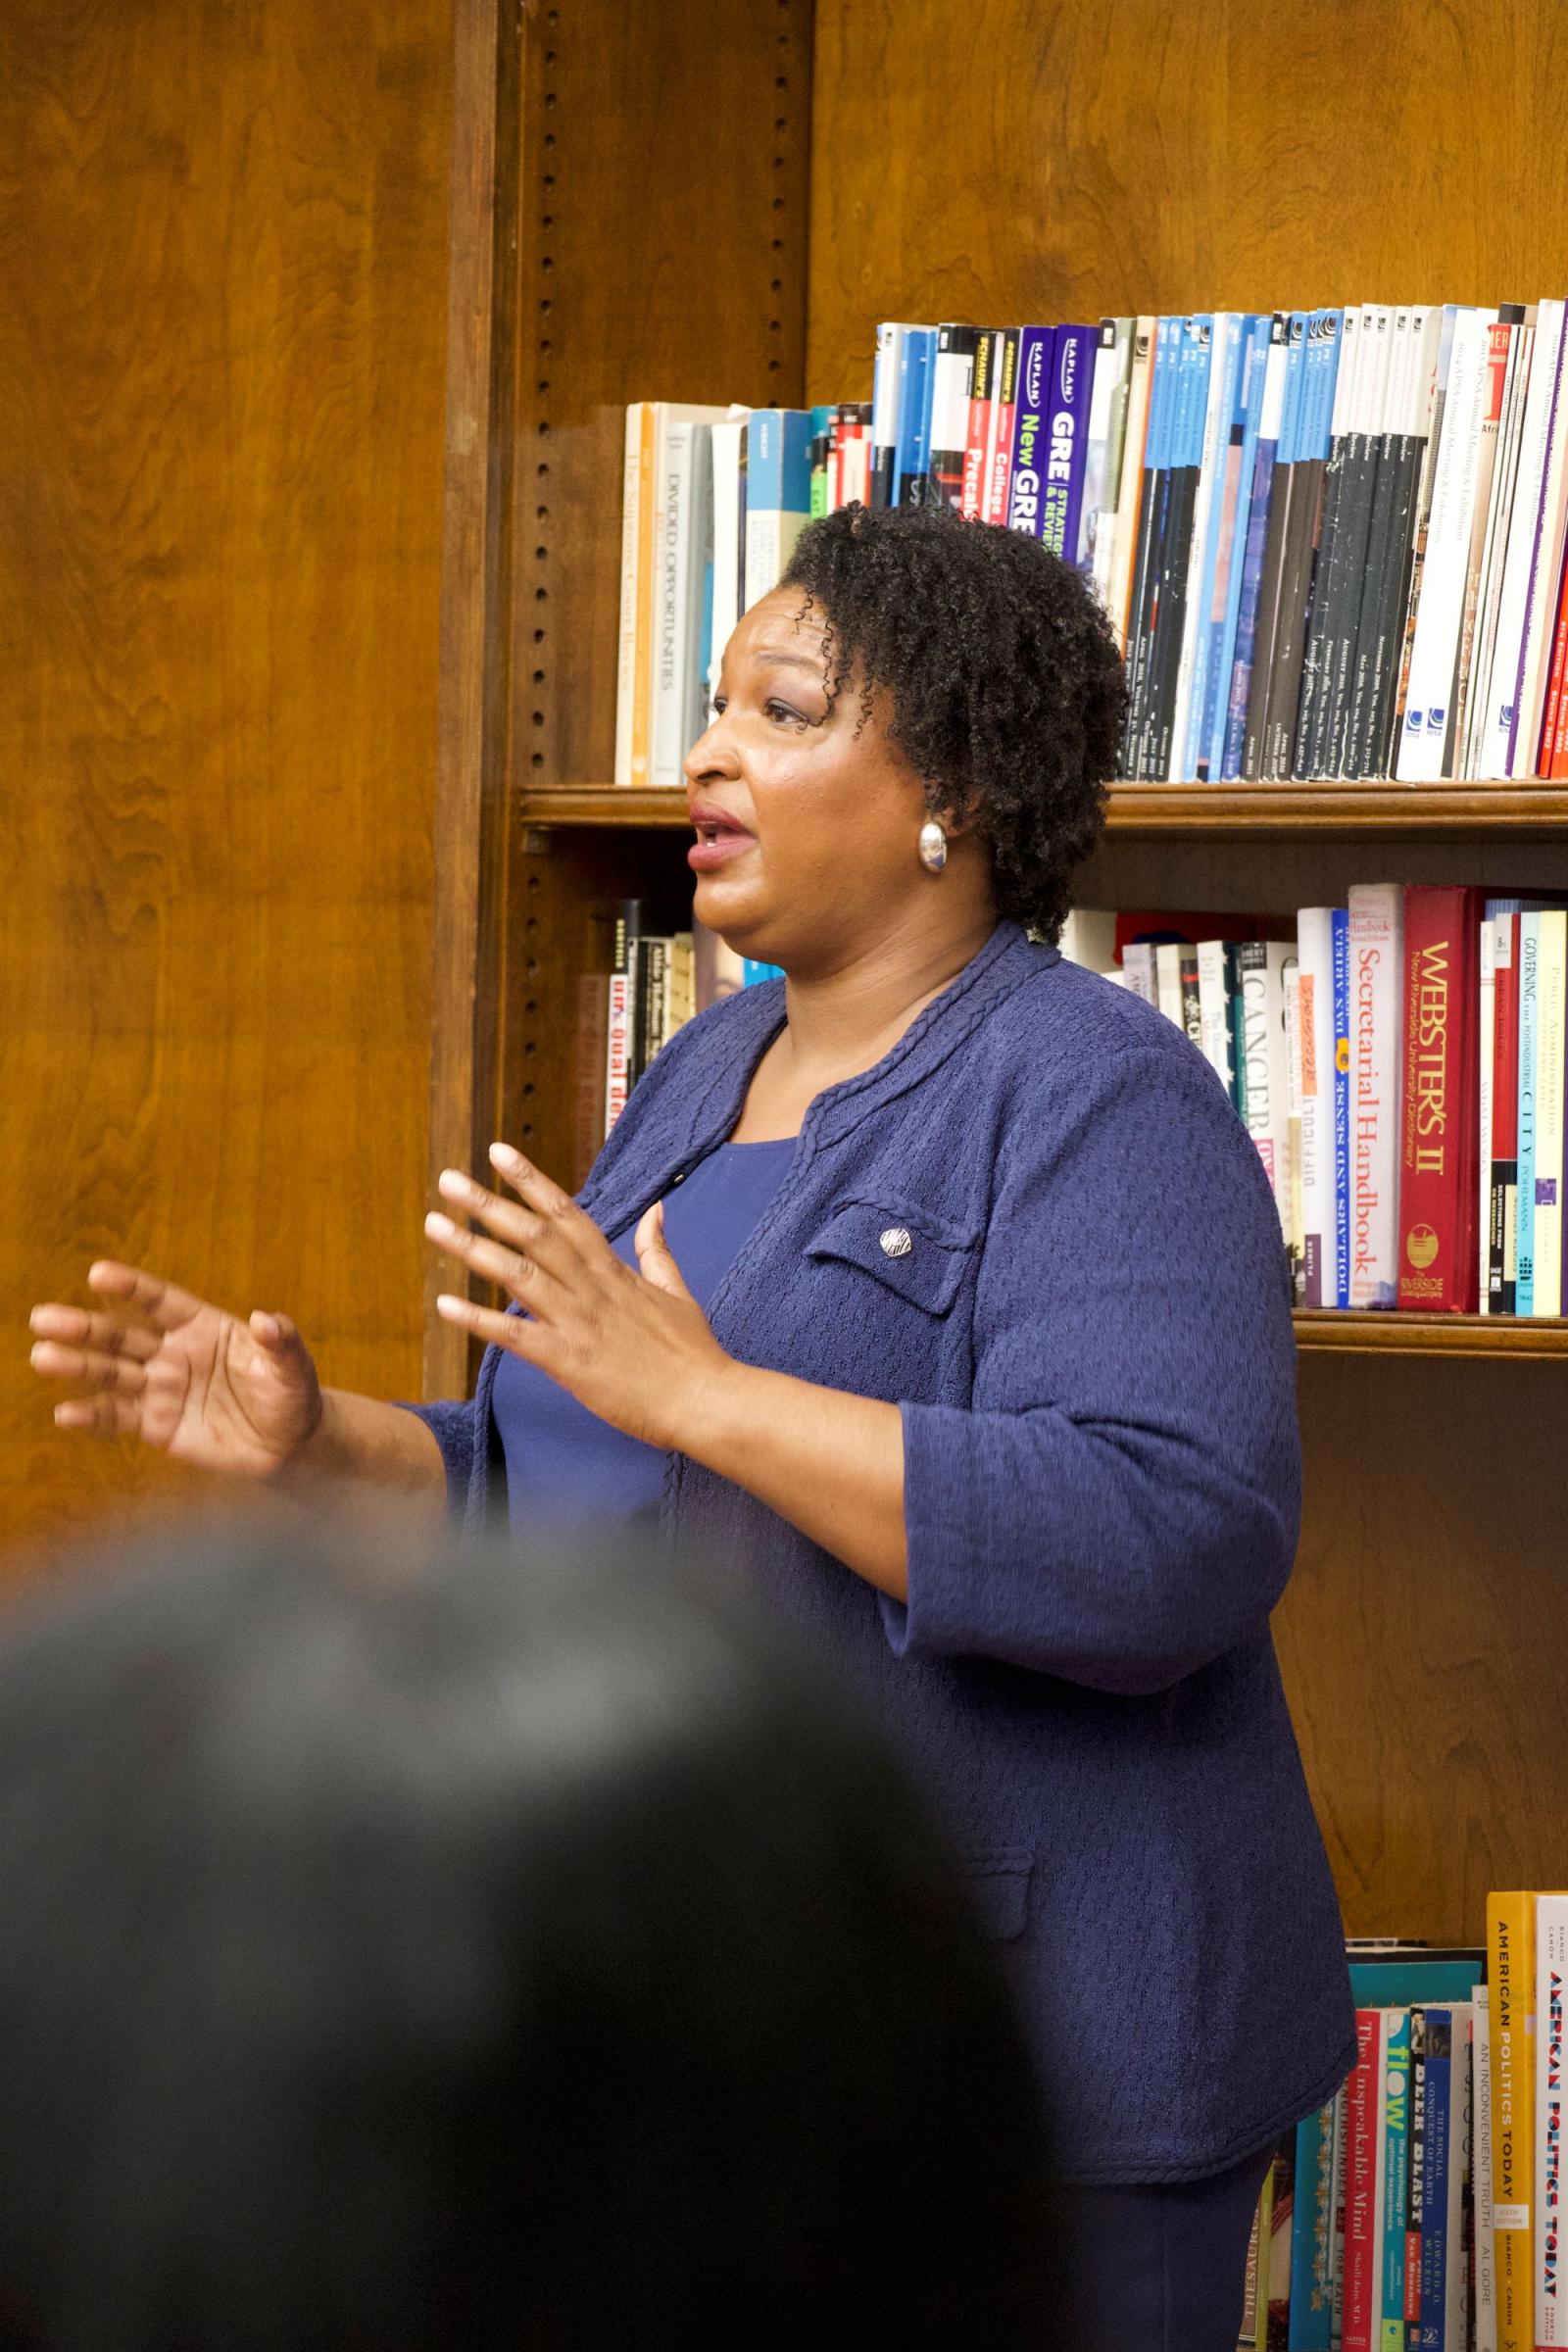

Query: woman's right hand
<box><xmin>28</xmin><ymin>1262</ymin><xmax>323</xmax><ymax>1481</ymax></box>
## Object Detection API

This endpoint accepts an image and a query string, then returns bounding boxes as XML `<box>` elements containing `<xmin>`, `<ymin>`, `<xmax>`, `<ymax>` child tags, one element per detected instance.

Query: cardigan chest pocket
<box><xmin>962</xmin><ymin>1848</ymin><xmax>1034</xmax><ymax>1941</ymax></box>
<box><xmin>804</xmin><ymin>1197</ymin><xmax>979</xmax><ymax>1317</ymax></box>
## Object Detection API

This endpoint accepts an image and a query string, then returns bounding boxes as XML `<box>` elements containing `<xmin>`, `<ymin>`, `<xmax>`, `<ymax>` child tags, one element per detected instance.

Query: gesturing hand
<box><xmin>28</xmin><ymin>1263</ymin><xmax>323</xmax><ymax>1479</ymax></box>
<box><xmin>426</xmin><ymin>1144</ymin><xmax>734</xmax><ymax>1450</ymax></box>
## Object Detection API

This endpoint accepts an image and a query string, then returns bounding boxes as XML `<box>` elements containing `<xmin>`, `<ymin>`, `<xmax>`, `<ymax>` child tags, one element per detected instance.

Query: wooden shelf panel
<box><xmin>1294</xmin><ymin>1310</ymin><xmax>1568</xmax><ymax>1357</ymax></box>
<box><xmin>520</xmin><ymin>786</ymin><xmax>690</xmax><ymax>829</ymax></box>
<box><xmin>1107</xmin><ymin>784</ymin><xmax>1568</xmax><ymax>834</ymax></box>
<box><xmin>519</xmin><ymin>782</ymin><xmax>1568</xmax><ymax>835</ymax></box>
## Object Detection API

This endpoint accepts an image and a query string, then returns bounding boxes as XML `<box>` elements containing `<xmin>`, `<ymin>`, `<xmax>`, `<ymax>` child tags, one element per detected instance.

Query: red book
<box><xmin>1398</xmin><ymin>884</ymin><xmax>1484</xmax><ymax>1310</ymax></box>
<box><xmin>1341</xmin><ymin>2012</ymin><xmax>1382</xmax><ymax>2352</ymax></box>
<box><xmin>983</xmin><ymin>327</ymin><xmax>1019</xmax><ymax>525</ymax></box>
<box><xmin>1540</xmin><ymin>546</ymin><xmax>1568</xmax><ymax>775</ymax></box>
<box><xmin>960</xmin><ymin>328</ymin><xmax>996</xmax><ymax>520</ymax></box>
<box><xmin>1490</xmin><ymin>908</ymin><xmax>1522</xmax><ymax>1311</ymax></box>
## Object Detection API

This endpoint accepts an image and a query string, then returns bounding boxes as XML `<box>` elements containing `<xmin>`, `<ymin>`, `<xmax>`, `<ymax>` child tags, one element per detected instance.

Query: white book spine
<box><xmin>1241</xmin><ymin>943</ymin><xmax>1295</xmax><ymax>1240</ymax></box>
<box><xmin>1397</xmin><ymin>310</ymin><xmax>1490</xmax><ymax>780</ymax></box>
<box><xmin>1057</xmin><ymin>907</ymin><xmax>1118</xmax><ymax>974</ymax></box>
<box><xmin>1515</xmin><ymin>304</ymin><xmax>1568</xmax><ymax>773</ymax></box>
<box><xmin>930</xmin><ymin>337</ymin><xmax>971</xmax><ymax>483</ymax></box>
<box><xmin>1450</xmin><ymin>319</ymin><xmax>1512</xmax><ymax>767</ymax></box>
<box><xmin>1122</xmin><ymin>941</ymin><xmax>1158</xmax><ymax>1005</ymax></box>
<box><xmin>1081</xmin><ymin>327</ymin><xmax>1119</xmax><ymax>579</ymax></box>
<box><xmin>744</xmin><ymin>508</ymin><xmax>785</xmax><ymax>612</ymax></box>
<box><xmin>1105</xmin><ymin>318</ymin><xmax>1155</xmax><ymax>653</ymax></box>
<box><xmin>1537</xmin><ymin>1899</ymin><xmax>1568</xmax><ymax>2348</ymax></box>
<box><xmin>1465</xmin><ymin>319</ymin><xmax>1534</xmax><ymax>779</ymax></box>
<box><xmin>1283</xmin><ymin>960</ymin><xmax>1306</xmax><ymax>1280</ymax></box>
<box><xmin>1496</xmin><ymin>912</ymin><xmax>1522</xmax><ymax>1301</ymax></box>
<box><xmin>652</xmin><ymin>420</ymin><xmax>696</xmax><ymax>787</ymax></box>
<box><xmin>614</xmin><ymin>404</ymin><xmax>644</xmax><ymax>786</ymax></box>
<box><xmin>1483</xmin><ymin>299</ymin><xmax>1566</xmax><ymax>778</ymax></box>
<box><xmin>1197</xmin><ymin>940</ymin><xmax>1234</xmax><ymax>1099</ymax></box>
<box><xmin>1534</xmin><ymin>907</ymin><xmax>1568</xmax><ymax>1311</ymax></box>
<box><xmin>707</xmin><ymin>417</ymin><xmax>747</xmax><ymax>698</ymax></box>
<box><xmin>1297</xmin><ymin>907</ymin><xmax>1340</xmax><ymax>1308</ymax></box>
<box><xmin>1479</xmin><ymin>913</ymin><xmax>1497</xmax><ymax>1312</ymax></box>
<box><xmin>1154</xmin><ymin>940</ymin><xmax>1186</xmax><ymax>1031</ymax></box>
<box><xmin>1346</xmin><ymin>884</ymin><xmax>1404</xmax><ymax>1307</ymax></box>
<box><xmin>1475</xmin><ymin>1986</ymin><xmax>1498</xmax><ymax>2352</ymax></box>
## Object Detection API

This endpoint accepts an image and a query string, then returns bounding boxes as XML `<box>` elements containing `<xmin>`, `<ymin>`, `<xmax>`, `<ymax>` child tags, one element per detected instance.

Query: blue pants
<box><xmin>1047</xmin><ymin>2145</ymin><xmax>1274</xmax><ymax>2350</ymax></box>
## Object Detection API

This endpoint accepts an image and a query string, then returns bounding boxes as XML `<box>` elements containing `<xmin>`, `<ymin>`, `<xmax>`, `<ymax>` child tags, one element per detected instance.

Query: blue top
<box><xmin>494</xmin><ymin>1138</ymin><xmax>796</xmax><ymax>1536</ymax></box>
<box><xmin>406</xmin><ymin>920</ymin><xmax>1355</xmax><ymax>2185</ymax></box>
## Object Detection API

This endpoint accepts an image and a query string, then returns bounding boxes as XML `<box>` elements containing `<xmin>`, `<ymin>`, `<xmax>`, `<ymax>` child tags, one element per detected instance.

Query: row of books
<box><xmin>867</xmin><ymin>307</ymin><xmax>1568</xmax><ymax>788</ymax></box>
<box><xmin>614</xmin><ymin>400</ymin><xmax>828</xmax><ymax>788</ymax></box>
<box><xmin>1235</xmin><ymin>1904</ymin><xmax>1562</xmax><ymax>2352</ymax></box>
<box><xmin>595</xmin><ymin>902</ymin><xmax>778</xmax><ymax>1144</ymax></box>
<box><xmin>1062</xmin><ymin>885</ymin><xmax>1568</xmax><ymax>1316</ymax></box>
<box><xmin>617</xmin><ymin>295</ymin><xmax>1568</xmax><ymax>792</ymax></box>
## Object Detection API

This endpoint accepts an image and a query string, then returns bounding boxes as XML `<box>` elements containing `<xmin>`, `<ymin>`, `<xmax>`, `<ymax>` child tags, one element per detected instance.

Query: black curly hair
<box><xmin>778</xmin><ymin>502</ymin><xmax>1126</xmax><ymax>943</ymax></box>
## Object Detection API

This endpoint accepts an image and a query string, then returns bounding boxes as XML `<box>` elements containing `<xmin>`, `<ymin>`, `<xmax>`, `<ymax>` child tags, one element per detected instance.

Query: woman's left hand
<box><xmin>425</xmin><ymin>1143</ymin><xmax>734</xmax><ymax>1449</ymax></box>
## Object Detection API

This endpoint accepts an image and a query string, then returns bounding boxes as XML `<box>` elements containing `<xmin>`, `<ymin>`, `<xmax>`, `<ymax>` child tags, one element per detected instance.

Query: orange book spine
<box><xmin>629</xmin><ymin>402</ymin><xmax>659</xmax><ymax>787</ymax></box>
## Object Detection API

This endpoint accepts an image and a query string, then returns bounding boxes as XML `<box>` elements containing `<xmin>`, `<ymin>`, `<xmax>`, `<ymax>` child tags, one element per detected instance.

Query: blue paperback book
<box><xmin>1040</xmin><ymin>322</ymin><xmax>1097</xmax><ymax>566</ymax></box>
<box><xmin>1223</xmin><ymin>313</ymin><xmax>1289</xmax><ymax>778</ymax></box>
<box><xmin>1411</xmin><ymin>2006</ymin><xmax>1455</xmax><ymax>2352</ymax></box>
<box><xmin>1006</xmin><ymin>325</ymin><xmax>1055</xmax><ymax>540</ymax></box>
<box><xmin>1201</xmin><ymin>315</ymin><xmax>1272</xmax><ymax>780</ymax></box>
<box><xmin>1182</xmin><ymin>311</ymin><xmax>1246</xmax><ymax>782</ymax></box>
<box><xmin>895</xmin><ymin>328</ymin><xmax>937</xmax><ymax>507</ymax></box>
<box><xmin>1122</xmin><ymin>316</ymin><xmax>1181</xmax><ymax>770</ymax></box>
<box><xmin>1287</xmin><ymin>2097</ymin><xmax>1337</xmax><ymax>2350</ymax></box>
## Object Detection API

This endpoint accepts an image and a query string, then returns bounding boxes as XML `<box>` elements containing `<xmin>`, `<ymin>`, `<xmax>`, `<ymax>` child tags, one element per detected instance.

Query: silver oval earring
<box><xmin>918</xmin><ymin>818</ymin><xmax>948</xmax><ymax>873</ymax></box>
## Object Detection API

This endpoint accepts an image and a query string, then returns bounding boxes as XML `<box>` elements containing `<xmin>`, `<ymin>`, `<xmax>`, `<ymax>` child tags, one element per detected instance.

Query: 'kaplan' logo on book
<box><xmin>1058</xmin><ymin>335</ymin><xmax>1078</xmax><ymax>407</ymax></box>
<box><xmin>1021</xmin><ymin>337</ymin><xmax>1046</xmax><ymax>413</ymax></box>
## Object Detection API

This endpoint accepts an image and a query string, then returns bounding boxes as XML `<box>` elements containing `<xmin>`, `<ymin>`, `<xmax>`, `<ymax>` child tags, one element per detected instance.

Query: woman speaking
<box><xmin>30</xmin><ymin>503</ymin><xmax>1353</xmax><ymax>2348</ymax></box>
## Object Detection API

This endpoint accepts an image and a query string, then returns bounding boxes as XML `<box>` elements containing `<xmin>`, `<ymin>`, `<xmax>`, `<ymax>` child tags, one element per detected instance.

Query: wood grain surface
<box><xmin>1282</xmin><ymin>1356</ymin><xmax>1568</xmax><ymax>1941</ymax></box>
<box><xmin>0</xmin><ymin>0</ymin><xmax>453</xmax><ymax>1555</ymax></box>
<box><xmin>427</xmin><ymin>0</ymin><xmax>815</xmax><ymax>1326</ymax></box>
<box><xmin>807</xmin><ymin>0</ymin><xmax>1568</xmax><ymax>396</ymax></box>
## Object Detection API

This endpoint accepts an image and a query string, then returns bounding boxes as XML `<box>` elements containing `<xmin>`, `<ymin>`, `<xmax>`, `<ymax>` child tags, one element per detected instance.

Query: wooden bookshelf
<box><xmin>1294</xmin><ymin>1310</ymin><xmax>1568</xmax><ymax>1358</ymax></box>
<box><xmin>520</xmin><ymin>782</ymin><xmax>1568</xmax><ymax>836</ymax></box>
<box><xmin>437</xmin><ymin>0</ymin><xmax>1568</xmax><ymax>1956</ymax></box>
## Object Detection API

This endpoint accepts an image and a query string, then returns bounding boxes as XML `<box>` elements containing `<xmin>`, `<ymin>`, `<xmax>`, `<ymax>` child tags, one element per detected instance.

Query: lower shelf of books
<box><xmin>1292</xmin><ymin>1308</ymin><xmax>1568</xmax><ymax>1356</ymax></box>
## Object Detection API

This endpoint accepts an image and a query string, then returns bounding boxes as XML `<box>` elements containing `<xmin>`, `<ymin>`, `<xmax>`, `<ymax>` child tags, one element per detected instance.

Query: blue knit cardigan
<box><xmin>410</xmin><ymin>918</ymin><xmax>1354</xmax><ymax>2183</ymax></box>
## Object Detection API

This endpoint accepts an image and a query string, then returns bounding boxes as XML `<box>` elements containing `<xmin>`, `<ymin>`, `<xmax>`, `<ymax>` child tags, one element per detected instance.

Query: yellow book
<box><xmin>1491</xmin><ymin>1890</ymin><xmax>1568</xmax><ymax>2352</ymax></box>
<box><xmin>1492</xmin><ymin>1891</ymin><xmax>1536</xmax><ymax>2352</ymax></box>
<box><xmin>628</xmin><ymin>400</ymin><xmax>659</xmax><ymax>787</ymax></box>
<box><xmin>1236</xmin><ymin>2156</ymin><xmax>1275</xmax><ymax>2348</ymax></box>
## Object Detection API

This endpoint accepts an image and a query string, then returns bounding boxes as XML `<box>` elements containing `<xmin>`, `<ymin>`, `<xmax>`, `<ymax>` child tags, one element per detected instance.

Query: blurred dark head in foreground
<box><xmin>0</xmin><ymin>1518</ymin><xmax>1047</xmax><ymax>2350</ymax></box>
